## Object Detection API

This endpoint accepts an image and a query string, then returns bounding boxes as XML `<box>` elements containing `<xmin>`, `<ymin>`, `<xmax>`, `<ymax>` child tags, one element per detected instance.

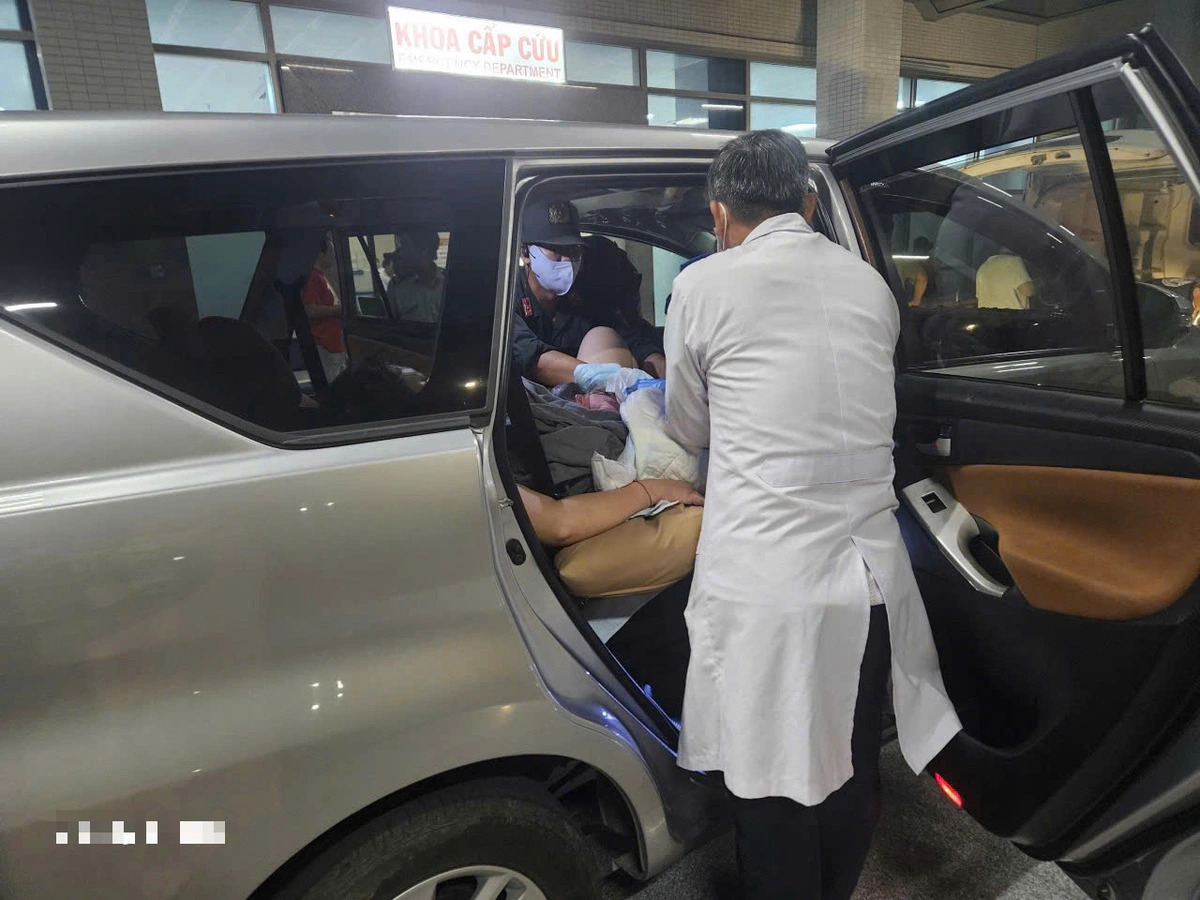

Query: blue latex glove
<box><xmin>624</xmin><ymin>378</ymin><xmax>667</xmax><ymax>397</ymax></box>
<box><xmin>573</xmin><ymin>362</ymin><xmax>621</xmax><ymax>392</ymax></box>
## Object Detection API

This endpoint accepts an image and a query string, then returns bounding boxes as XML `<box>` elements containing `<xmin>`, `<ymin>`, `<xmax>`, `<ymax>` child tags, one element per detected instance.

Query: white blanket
<box><xmin>591</xmin><ymin>384</ymin><xmax>706</xmax><ymax>491</ymax></box>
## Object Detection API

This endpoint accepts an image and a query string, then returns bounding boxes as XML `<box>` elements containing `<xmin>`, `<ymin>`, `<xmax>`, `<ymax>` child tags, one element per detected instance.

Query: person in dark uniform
<box><xmin>513</xmin><ymin>198</ymin><xmax>666</xmax><ymax>387</ymax></box>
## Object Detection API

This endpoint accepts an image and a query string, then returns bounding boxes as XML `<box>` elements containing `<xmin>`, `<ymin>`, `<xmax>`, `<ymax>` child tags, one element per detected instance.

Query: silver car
<box><xmin>2</xmin><ymin>25</ymin><xmax>1200</xmax><ymax>900</ymax></box>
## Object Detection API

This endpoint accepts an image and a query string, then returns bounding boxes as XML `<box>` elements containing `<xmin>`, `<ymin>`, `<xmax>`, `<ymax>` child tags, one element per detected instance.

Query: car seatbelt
<box><xmin>506</xmin><ymin>372</ymin><xmax>560</xmax><ymax>499</ymax></box>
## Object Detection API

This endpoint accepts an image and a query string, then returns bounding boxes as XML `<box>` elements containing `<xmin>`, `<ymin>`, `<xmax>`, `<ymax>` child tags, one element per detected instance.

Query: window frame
<box><xmin>146</xmin><ymin>0</ymin><xmax>268</xmax><ymax>54</ymax></box>
<box><xmin>562</xmin><ymin>39</ymin><xmax>639</xmax><ymax>88</ymax></box>
<box><xmin>0</xmin><ymin>154</ymin><xmax>511</xmax><ymax>449</ymax></box>
<box><xmin>896</xmin><ymin>74</ymin><xmax>975</xmax><ymax>112</ymax></box>
<box><xmin>147</xmin><ymin>5</ymin><xmax>817</xmax><ymax>128</ymax></box>
<box><xmin>148</xmin><ymin>1</ymin><xmax>398</xmax><ymax>113</ymax></box>
<box><xmin>556</xmin><ymin>32</ymin><xmax>815</xmax><ymax>133</ymax></box>
<box><xmin>837</xmin><ymin>64</ymin><xmax>1200</xmax><ymax>404</ymax></box>
<box><xmin>153</xmin><ymin>50</ymin><xmax>280</xmax><ymax>113</ymax></box>
<box><xmin>0</xmin><ymin>0</ymin><xmax>47</xmax><ymax>109</ymax></box>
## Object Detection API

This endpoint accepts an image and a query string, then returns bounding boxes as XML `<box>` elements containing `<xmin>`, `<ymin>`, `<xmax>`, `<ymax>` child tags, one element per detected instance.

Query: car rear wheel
<box><xmin>275</xmin><ymin>778</ymin><xmax>604</xmax><ymax>900</ymax></box>
<box><xmin>392</xmin><ymin>864</ymin><xmax>546</xmax><ymax>899</ymax></box>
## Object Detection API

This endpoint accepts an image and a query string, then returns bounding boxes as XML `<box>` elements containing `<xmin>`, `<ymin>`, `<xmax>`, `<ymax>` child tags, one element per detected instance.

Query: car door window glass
<box><xmin>571</xmin><ymin>182</ymin><xmax>714</xmax><ymax>327</ymax></box>
<box><xmin>1087</xmin><ymin>80</ymin><xmax>1200</xmax><ymax>408</ymax></box>
<box><xmin>857</xmin><ymin>94</ymin><xmax>1124</xmax><ymax>397</ymax></box>
<box><xmin>0</xmin><ymin>158</ymin><xmax>503</xmax><ymax>437</ymax></box>
<box><xmin>341</xmin><ymin>228</ymin><xmax>451</xmax><ymax>381</ymax></box>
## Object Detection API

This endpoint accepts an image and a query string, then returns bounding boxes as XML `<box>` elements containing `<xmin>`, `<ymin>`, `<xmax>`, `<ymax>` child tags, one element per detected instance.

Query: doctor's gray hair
<box><xmin>706</xmin><ymin>129</ymin><xmax>811</xmax><ymax>224</ymax></box>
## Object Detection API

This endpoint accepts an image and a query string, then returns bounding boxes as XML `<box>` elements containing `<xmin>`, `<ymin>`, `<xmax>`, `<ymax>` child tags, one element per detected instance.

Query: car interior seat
<box><xmin>147</xmin><ymin>307</ymin><xmax>303</xmax><ymax>429</ymax></box>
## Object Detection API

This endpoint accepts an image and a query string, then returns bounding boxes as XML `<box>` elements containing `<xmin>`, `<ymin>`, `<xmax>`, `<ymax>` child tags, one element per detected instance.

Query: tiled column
<box><xmin>27</xmin><ymin>0</ymin><xmax>161</xmax><ymax>111</ymax></box>
<box><xmin>816</xmin><ymin>0</ymin><xmax>902</xmax><ymax>141</ymax></box>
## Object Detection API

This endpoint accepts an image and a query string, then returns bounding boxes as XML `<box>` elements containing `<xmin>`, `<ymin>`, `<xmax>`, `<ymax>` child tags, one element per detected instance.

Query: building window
<box><xmin>915</xmin><ymin>77</ymin><xmax>969</xmax><ymax>106</ymax></box>
<box><xmin>898</xmin><ymin>76</ymin><xmax>970</xmax><ymax>111</ymax></box>
<box><xmin>0</xmin><ymin>1</ymin><xmax>41</xmax><ymax>111</ymax></box>
<box><xmin>0</xmin><ymin>0</ymin><xmax>22</xmax><ymax>30</ymax></box>
<box><xmin>269</xmin><ymin>6</ymin><xmax>389</xmax><ymax>65</ymax></box>
<box><xmin>647</xmin><ymin>50</ymin><xmax>745</xmax><ymax>94</ymax></box>
<box><xmin>0</xmin><ymin>40</ymin><xmax>36</xmax><ymax>110</ymax></box>
<box><xmin>146</xmin><ymin>0</ymin><xmax>266</xmax><ymax>53</ymax></box>
<box><xmin>750</xmin><ymin>61</ymin><xmax>814</xmax><ymax>101</ymax></box>
<box><xmin>565</xmin><ymin>40</ymin><xmax>637</xmax><ymax>87</ymax></box>
<box><xmin>647</xmin><ymin>93</ymin><xmax>744</xmax><ymax>130</ymax></box>
<box><xmin>644</xmin><ymin>54</ymin><xmax>814</xmax><ymax>135</ymax></box>
<box><xmin>750</xmin><ymin>101</ymin><xmax>815</xmax><ymax>136</ymax></box>
<box><xmin>155</xmin><ymin>53</ymin><xmax>277</xmax><ymax>112</ymax></box>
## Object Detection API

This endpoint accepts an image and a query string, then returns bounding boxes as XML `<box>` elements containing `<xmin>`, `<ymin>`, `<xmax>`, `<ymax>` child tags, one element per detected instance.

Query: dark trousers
<box><xmin>606</xmin><ymin>577</ymin><xmax>693</xmax><ymax>722</ymax></box>
<box><xmin>732</xmin><ymin>605</ymin><xmax>892</xmax><ymax>900</ymax></box>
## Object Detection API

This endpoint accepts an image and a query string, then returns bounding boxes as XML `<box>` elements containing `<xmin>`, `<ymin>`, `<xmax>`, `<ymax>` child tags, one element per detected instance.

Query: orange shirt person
<box><xmin>304</xmin><ymin>237</ymin><xmax>347</xmax><ymax>381</ymax></box>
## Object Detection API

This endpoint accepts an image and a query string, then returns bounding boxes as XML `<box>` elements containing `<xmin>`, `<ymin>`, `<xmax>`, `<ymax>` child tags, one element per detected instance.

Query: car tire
<box><xmin>274</xmin><ymin>777</ymin><xmax>605</xmax><ymax>900</ymax></box>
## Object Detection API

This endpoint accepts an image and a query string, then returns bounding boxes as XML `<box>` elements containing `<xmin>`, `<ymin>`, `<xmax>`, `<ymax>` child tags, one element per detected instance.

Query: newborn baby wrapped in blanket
<box><xmin>591</xmin><ymin>369</ymin><xmax>706</xmax><ymax>493</ymax></box>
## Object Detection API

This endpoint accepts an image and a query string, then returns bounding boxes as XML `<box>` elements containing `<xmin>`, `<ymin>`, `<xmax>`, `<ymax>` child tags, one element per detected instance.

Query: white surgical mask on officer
<box><xmin>528</xmin><ymin>245</ymin><xmax>580</xmax><ymax>296</ymax></box>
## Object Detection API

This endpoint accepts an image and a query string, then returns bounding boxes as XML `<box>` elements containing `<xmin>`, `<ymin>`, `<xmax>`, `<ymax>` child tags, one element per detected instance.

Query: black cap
<box><xmin>520</xmin><ymin>198</ymin><xmax>583</xmax><ymax>247</ymax></box>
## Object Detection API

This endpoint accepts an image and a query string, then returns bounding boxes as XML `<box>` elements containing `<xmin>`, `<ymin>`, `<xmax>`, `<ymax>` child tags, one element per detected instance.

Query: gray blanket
<box><xmin>522</xmin><ymin>378</ymin><xmax>627</xmax><ymax>495</ymax></box>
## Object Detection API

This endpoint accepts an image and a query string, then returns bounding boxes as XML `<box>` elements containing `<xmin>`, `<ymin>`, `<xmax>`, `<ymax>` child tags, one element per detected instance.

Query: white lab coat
<box><xmin>665</xmin><ymin>213</ymin><xmax>962</xmax><ymax>805</ymax></box>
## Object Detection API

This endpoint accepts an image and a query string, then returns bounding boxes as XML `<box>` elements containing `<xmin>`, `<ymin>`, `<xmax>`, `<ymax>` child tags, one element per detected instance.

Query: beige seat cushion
<box><xmin>554</xmin><ymin>505</ymin><xmax>703</xmax><ymax>598</ymax></box>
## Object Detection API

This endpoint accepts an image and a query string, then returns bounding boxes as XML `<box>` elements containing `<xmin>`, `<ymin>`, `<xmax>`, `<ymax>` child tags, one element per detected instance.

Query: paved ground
<box><xmin>605</xmin><ymin>743</ymin><xmax>1088</xmax><ymax>900</ymax></box>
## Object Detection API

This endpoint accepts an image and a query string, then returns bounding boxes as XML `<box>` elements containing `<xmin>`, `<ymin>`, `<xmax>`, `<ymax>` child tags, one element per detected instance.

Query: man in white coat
<box><xmin>665</xmin><ymin>130</ymin><xmax>962</xmax><ymax>899</ymax></box>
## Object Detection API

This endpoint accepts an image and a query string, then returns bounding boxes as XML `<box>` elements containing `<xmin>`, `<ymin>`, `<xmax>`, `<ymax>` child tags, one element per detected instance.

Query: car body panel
<box><xmin>0</xmin><ymin>126</ymin><xmax>762</xmax><ymax>900</ymax></box>
<box><xmin>0</xmin><ymin>111</ymin><xmax>742</xmax><ymax>182</ymax></box>
<box><xmin>2</xmin><ymin>27</ymin><xmax>1199</xmax><ymax>897</ymax></box>
<box><xmin>0</xmin><ymin>312</ymin><xmax>693</xmax><ymax>899</ymax></box>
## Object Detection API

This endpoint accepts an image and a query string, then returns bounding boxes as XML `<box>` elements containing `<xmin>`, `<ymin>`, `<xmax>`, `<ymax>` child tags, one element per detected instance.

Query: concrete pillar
<box><xmin>28</xmin><ymin>0</ymin><xmax>161</xmax><ymax>111</ymax></box>
<box><xmin>816</xmin><ymin>0</ymin><xmax>903</xmax><ymax>141</ymax></box>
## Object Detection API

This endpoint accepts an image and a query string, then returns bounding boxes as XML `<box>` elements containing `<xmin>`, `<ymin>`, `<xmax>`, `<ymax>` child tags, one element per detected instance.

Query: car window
<box><xmin>857</xmin><ymin>92</ymin><xmax>1125</xmax><ymax>397</ymax></box>
<box><xmin>1087</xmin><ymin>79</ymin><xmax>1200</xmax><ymax>408</ymax></box>
<box><xmin>0</xmin><ymin>157</ymin><xmax>504</xmax><ymax>437</ymax></box>
<box><xmin>581</xmin><ymin>232</ymin><xmax>688</xmax><ymax>328</ymax></box>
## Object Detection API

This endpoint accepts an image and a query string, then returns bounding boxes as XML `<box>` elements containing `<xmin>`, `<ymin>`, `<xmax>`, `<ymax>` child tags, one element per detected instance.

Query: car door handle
<box><xmin>901</xmin><ymin>478</ymin><xmax>1008</xmax><ymax>597</ymax></box>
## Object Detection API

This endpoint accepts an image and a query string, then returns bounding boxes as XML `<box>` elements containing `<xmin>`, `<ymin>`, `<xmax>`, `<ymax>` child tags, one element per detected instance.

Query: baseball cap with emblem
<box><xmin>520</xmin><ymin>197</ymin><xmax>583</xmax><ymax>248</ymax></box>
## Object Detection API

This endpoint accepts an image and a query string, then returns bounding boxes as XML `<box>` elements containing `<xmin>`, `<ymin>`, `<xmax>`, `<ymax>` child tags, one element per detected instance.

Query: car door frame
<box><xmin>480</xmin><ymin>154</ymin><xmax>737</xmax><ymax>881</ymax></box>
<box><xmin>827</xmin><ymin>22</ymin><xmax>1200</xmax><ymax>881</ymax></box>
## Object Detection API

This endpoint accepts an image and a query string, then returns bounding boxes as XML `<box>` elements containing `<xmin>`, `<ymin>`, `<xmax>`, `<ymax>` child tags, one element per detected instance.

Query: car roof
<box><xmin>0</xmin><ymin>111</ymin><xmax>832</xmax><ymax>181</ymax></box>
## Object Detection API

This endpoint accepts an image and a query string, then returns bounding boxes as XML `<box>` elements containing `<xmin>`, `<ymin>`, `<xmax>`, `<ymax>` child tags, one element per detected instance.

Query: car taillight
<box><xmin>934</xmin><ymin>772</ymin><xmax>963</xmax><ymax>808</ymax></box>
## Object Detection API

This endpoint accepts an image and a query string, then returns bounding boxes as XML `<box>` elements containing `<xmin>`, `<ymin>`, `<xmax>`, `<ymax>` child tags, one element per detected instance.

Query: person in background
<box><xmin>975</xmin><ymin>253</ymin><xmax>1035</xmax><ymax>309</ymax></box>
<box><xmin>909</xmin><ymin>236</ymin><xmax>940</xmax><ymax>307</ymax></box>
<box><xmin>1187</xmin><ymin>264</ymin><xmax>1200</xmax><ymax>328</ymax></box>
<box><xmin>664</xmin><ymin>130</ymin><xmax>961</xmax><ymax>900</ymax></box>
<box><xmin>513</xmin><ymin>198</ymin><xmax>666</xmax><ymax>389</ymax></box>
<box><xmin>380</xmin><ymin>251</ymin><xmax>396</xmax><ymax>292</ymax></box>
<box><xmin>519</xmin><ymin>478</ymin><xmax>702</xmax><ymax>547</ymax></box>
<box><xmin>386</xmin><ymin>228</ymin><xmax>446</xmax><ymax>324</ymax></box>
<box><xmin>304</xmin><ymin>235</ymin><xmax>347</xmax><ymax>382</ymax></box>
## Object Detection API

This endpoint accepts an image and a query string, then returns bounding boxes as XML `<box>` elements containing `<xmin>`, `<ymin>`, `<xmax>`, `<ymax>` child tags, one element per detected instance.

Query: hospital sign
<box><xmin>388</xmin><ymin>7</ymin><xmax>565</xmax><ymax>84</ymax></box>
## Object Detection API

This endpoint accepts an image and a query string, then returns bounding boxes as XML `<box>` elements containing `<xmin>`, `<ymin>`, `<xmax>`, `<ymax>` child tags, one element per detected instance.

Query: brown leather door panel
<box><xmin>946</xmin><ymin>465</ymin><xmax>1200</xmax><ymax>621</ymax></box>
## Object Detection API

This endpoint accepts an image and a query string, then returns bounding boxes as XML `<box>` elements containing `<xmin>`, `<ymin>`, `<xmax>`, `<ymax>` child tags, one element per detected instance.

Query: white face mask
<box><xmin>528</xmin><ymin>245</ymin><xmax>580</xmax><ymax>296</ymax></box>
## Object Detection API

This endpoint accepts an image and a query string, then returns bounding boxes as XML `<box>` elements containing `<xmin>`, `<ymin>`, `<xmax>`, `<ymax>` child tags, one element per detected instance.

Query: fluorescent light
<box><xmin>892</xmin><ymin>254</ymin><xmax>930</xmax><ymax>261</ymax></box>
<box><xmin>675</xmin><ymin>116</ymin><xmax>709</xmax><ymax>126</ymax></box>
<box><xmin>4</xmin><ymin>302</ymin><xmax>57</xmax><ymax>312</ymax></box>
<box><xmin>281</xmin><ymin>63</ymin><xmax>354</xmax><ymax>74</ymax></box>
<box><xmin>701</xmin><ymin>102</ymin><xmax>743</xmax><ymax>111</ymax></box>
